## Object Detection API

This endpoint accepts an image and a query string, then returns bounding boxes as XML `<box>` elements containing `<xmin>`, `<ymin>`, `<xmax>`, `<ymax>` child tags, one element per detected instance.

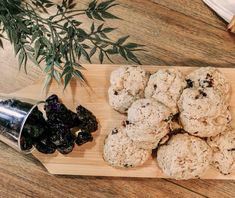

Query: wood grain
<box><xmin>1</xmin><ymin>0</ymin><xmax>235</xmax><ymax>197</ymax></box>
<box><xmin>8</xmin><ymin>64</ymin><xmax>235</xmax><ymax>180</ymax></box>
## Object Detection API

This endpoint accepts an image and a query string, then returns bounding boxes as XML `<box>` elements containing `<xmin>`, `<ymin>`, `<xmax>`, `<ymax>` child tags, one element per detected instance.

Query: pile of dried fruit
<box><xmin>20</xmin><ymin>94</ymin><xmax>98</xmax><ymax>154</ymax></box>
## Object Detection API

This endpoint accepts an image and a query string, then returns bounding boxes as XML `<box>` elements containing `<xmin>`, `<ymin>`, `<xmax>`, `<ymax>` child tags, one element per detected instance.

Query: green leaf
<box><xmin>25</xmin><ymin>45</ymin><xmax>35</xmax><ymax>52</ymax></box>
<box><xmin>91</xmin><ymin>22</ymin><xmax>95</xmax><ymax>33</ymax></box>
<box><xmin>41</xmin><ymin>37</ymin><xmax>51</xmax><ymax>49</ymax></box>
<box><xmin>106</xmin><ymin>48</ymin><xmax>118</xmax><ymax>54</ymax></box>
<box><xmin>34</xmin><ymin>39</ymin><xmax>41</xmax><ymax>59</ymax></box>
<box><xmin>68</xmin><ymin>26</ymin><xmax>75</xmax><ymax>38</ymax></box>
<box><xmin>43</xmin><ymin>74</ymin><xmax>52</xmax><ymax>91</ymax></box>
<box><xmin>32</xmin><ymin>32</ymin><xmax>39</xmax><ymax>43</ymax></box>
<box><xmin>116</xmin><ymin>35</ymin><xmax>129</xmax><ymax>45</ymax></box>
<box><xmin>73</xmin><ymin>70</ymin><xmax>86</xmax><ymax>83</ymax></box>
<box><xmin>100</xmin><ymin>43</ymin><xmax>109</xmax><ymax>48</ymax></box>
<box><xmin>14</xmin><ymin>44</ymin><xmax>21</xmax><ymax>55</ymax></box>
<box><xmin>68</xmin><ymin>3</ymin><xmax>76</xmax><ymax>9</ymax></box>
<box><xmin>77</xmin><ymin>28</ymin><xmax>87</xmax><ymax>37</ymax></box>
<box><xmin>90</xmin><ymin>46</ymin><xmax>97</xmax><ymax>57</ymax></box>
<box><xmin>62</xmin><ymin>66</ymin><xmax>72</xmax><ymax>76</ymax></box>
<box><xmin>18</xmin><ymin>50</ymin><xmax>25</xmax><ymax>70</ymax></box>
<box><xmin>100</xmin><ymin>32</ymin><xmax>108</xmax><ymax>39</ymax></box>
<box><xmin>81</xmin><ymin>48</ymin><xmax>91</xmax><ymax>63</ymax></box>
<box><xmin>124</xmin><ymin>43</ymin><xmax>145</xmax><ymax>49</ymax></box>
<box><xmin>99</xmin><ymin>50</ymin><xmax>104</xmax><ymax>63</ymax></box>
<box><xmin>64</xmin><ymin>73</ymin><xmax>72</xmax><ymax>89</ymax></box>
<box><xmin>27</xmin><ymin>53</ymin><xmax>40</xmax><ymax>67</ymax></box>
<box><xmin>53</xmin><ymin>70</ymin><xmax>61</xmax><ymax>84</ymax></box>
<box><xmin>23</xmin><ymin>54</ymin><xmax>28</xmax><ymax>74</ymax></box>
<box><xmin>97</xmin><ymin>0</ymin><xmax>116</xmax><ymax>10</ymax></box>
<box><xmin>44</xmin><ymin>64</ymin><xmax>52</xmax><ymax>73</ymax></box>
<box><xmin>119</xmin><ymin>47</ymin><xmax>127</xmax><ymax>60</ymax></box>
<box><xmin>101</xmin><ymin>11</ymin><xmax>120</xmax><ymax>19</ymax></box>
<box><xmin>86</xmin><ymin>11</ymin><xmax>93</xmax><ymax>19</ymax></box>
<box><xmin>81</xmin><ymin>44</ymin><xmax>90</xmax><ymax>49</ymax></box>
<box><xmin>97</xmin><ymin>23</ymin><xmax>104</xmax><ymax>31</ymax></box>
<box><xmin>93</xmin><ymin>12</ymin><xmax>104</xmax><ymax>21</ymax></box>
<box><xmin>88</xmin><ymin>0</ymin><xmax>97</xmax><ymax>10</ymax></box>
<box><xmin>102</xmin><ymin>27</ymin><xmax>116</xmax><ymax>33</ymax></box>
<box><xmin>72</xmin><ymin>20</ymin><xmax>82</xmax><ymax>26</ymax></box>
<box><xmin>126</xmin><ymin>50</ymin><xmax>141</xmax><ymax>64</ymax></box>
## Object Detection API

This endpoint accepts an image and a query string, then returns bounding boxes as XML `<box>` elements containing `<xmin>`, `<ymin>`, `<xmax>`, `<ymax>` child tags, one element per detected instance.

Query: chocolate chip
<box><xmin>153</xmin><ymin>84</ymin><xmax>157</xmax><ymax>89</ymax></box>
<box><xmin>206</xmin><ymin>73</ymin><xmax>213</xmax><ymax>79</ymax></box>
<box><xmin>114</xmin><ymin>91</ymin><xmax>118</xmax><ymax>95</ymax></box>
<box><xmin>186</xmin><ymin>79</ymin><xmax>193</xmax><ymax>88</ymax></box>
<box><xmin>227</xmin><ymin>148</ymin><xmax>235</xmax><ymax>151</ymax></box>
<box><xmin>195</xmin><ymin>95</ymin><xmax>199</xmax><ymax>99</ymax></box>
<box><xmin>199</xmin><ymin>90</ymin><xmax>207</xmax><ymax>97</ymax></box>
<box><xmin>124</xmin><ymin>164</ymin><xmax>132</xmax><ymax>168</ymax></box>
<box><xmin>122</xmin><ymin>120</ymin><xmax>130</xmax><ymax>127</ymax></box>
<box><xmin>111</xmin><ymin>128</ymin><xmax>119</xmax><ymax>134</ymax></box>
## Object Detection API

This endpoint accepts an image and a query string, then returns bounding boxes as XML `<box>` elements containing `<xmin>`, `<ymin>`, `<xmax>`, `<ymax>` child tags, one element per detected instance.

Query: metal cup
<box><xmin>0</xmin><ymin>95</ymin><xmax>44</xmax><ymax>154</ymax></box>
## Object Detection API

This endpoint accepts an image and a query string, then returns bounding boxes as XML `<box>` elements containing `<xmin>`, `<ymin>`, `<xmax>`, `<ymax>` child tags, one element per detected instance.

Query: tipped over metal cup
<box><xmin>0</xmin><ymin>96</ymin><xmax>44</xmax><ymax>154</ymax></box>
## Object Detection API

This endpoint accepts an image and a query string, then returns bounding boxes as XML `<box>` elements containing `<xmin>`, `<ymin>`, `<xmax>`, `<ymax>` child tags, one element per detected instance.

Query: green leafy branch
<box><xmin>0</xmin><ymin>0</ymin><xmax>145</xmax><ymax>89</ymax></box>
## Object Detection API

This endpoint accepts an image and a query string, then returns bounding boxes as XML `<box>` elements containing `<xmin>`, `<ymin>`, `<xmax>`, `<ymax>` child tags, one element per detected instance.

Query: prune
<box><xmin>20</xmin><ymin>133</ymin><xmax>33</xmax><ymax>151</ymax></box>
<box><xmin>44</xmin><ymin>95</ymin><xmax>81</xmax><ymax>128</ymax></box>
<box><xmin>49</xmin><ymin>123</ymin><xmax>75</xmax><ymax>146</ymax></box>
<box><xmin>75</xmin><ymin>131</ymin><xmax>93</xmax><ymax>146</ymax></box>
<box><xmin>35</xmin><ymin>139</ymin><xmax>56</xmax><ymax>154</ymax></box>
<box><xmin>46</xmin><ymin>94</ymin><xmax>59</xmax><ymax>103</ymax></box>
<box><xmin>57</xmin><ymin>143</ymin><xmax>74</xmax><ymax>154</ymax></box>
<box><xmin>23</xmin><ymin>124</ymin><xmax>45</xmax><ymax>139</ymax></box>
<box><xmin>76</xmin><ymin>105</ymin><xmax>98</xmax><ymax>133</ymax></box>
<box><xmin>27</xmin><ymin>107</ymin><xmax>46</xmax><ymax>125</ymax></box>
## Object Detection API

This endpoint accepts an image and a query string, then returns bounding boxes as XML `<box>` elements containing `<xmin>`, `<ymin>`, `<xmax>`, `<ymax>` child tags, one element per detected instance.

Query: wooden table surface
<box><xmin>0</xmin><ymin>0</ymin><xmax>235</xmax><ymax>197</ymax></box>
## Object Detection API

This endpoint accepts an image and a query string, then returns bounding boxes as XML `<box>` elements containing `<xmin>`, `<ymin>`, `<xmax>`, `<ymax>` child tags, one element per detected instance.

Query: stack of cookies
<box><xmin>103</xmin><ymin>66</ymin><xmax>235</xmax><ymax>180</ymax></box>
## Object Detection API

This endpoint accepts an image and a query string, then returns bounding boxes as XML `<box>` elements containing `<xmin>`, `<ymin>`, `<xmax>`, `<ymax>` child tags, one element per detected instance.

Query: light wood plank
<box><xmin>7</xmin><ymin>64</ymin><xmax>235</xmax><ymax>180</ymax></box>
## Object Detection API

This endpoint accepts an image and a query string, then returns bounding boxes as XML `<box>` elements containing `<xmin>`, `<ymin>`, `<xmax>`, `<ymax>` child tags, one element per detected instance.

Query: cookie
<box><xmin>178</xmin><ymin>88</ymin><xmax>228</xmax><ymax>118</ymax></box>
<box><xmin>110</xmin><ymin>66</ymin><xmax>149</xmax><ymax>96</ymax></box>
<box><xmin>180</xmin><ymin>112</ymin><xmax>231</xmax><ymax>137</ymax></box>
<box><xmin>108</xmin><ymin>66</ymin><xmax>149</xmax><ymax>113</ymax></box>
<box><xmin>178</xmin><ymin>88</ymin><xmax>231</xmax><ymax>137</ymax></box>
<box><xmin>127</xmin><ymin>98</ymin><xmax>173</xmax><ymax>127</ymax></box>
<box><xmin>124</xmin><ymin>122</ymin><xmax>170</xmax><ymax>149</ymax></box>
<box><xmin>157</xmin><ymin>133</ymin><xmax>212</xmax><ymax>180</ymax></box>
<box><xmin>103</xmin><ymin>127</ymin><xmax>151</xmax><ymax>168</ymax></box>
<box><xmin>145</xmin><ymin>69</ymin><xmax>186</xmax><ymax>114</ymax></box>
<box><xmin>207</xmin><ymin>129</ymin><xmax>235</xmax><ymax>175</ymax></box>
<box><xmin>108</xmin><ymin>86</ymin><xmax>136</xmax><ymax>113</ymax></box>
<box><xmin>186</xmin><ymin>67</ymin><xmax>230</xmax><ymax>101</ymax></box>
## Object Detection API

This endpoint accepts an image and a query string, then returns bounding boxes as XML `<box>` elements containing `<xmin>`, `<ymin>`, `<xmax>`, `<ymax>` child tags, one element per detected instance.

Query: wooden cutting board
<box><xmin>10</xmin><ymin>64</ymin><xmax>235</xmax><ymax>179</ymax></box>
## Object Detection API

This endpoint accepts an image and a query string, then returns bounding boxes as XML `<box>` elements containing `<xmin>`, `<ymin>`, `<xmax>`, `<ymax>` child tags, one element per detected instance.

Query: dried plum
<box><xmin>75</xmin><ymin>131</ymin><xmax>93</xmax><ymax>146</ymax></box>
<box><xmin>35</xmin><ymin>139</ymin><xmax>56</xmax><ymax>154</ymax></box>
<box><xmin>46</xmin><ymin>94</ymin><xmax>59</xmax><ymax>103</ymax></box>
<box><xmin>57</xmin><ymin>143</ymin><xmax>74</xmax><ymax>154</ymax></box>
<box><xmin>5</xmin><ymin>94</ymin><xmax>98</xmax><ymax>155</ymax></box>
<box><xmin>44</xmin><ymin>95</ymin><xmax>81</xmax><ymax>128</ymax></box>
<box><xmin>76</xmin><ymin>105</ymin><xmax>98</xmax><ymax>133</ymax></box>
<box><xmin>23</xmin><ymin>124</ymin><xmax>45</xmax><ymax>139</ymax></box>
<box><xmin>20</xmin><ymin>133</ymin><xmax>33</xmax><ymax>151</ymax></box>
<box><xmin>27</xmin><ymin>107</ymin><xmax>46</xmax><ymax>125</ymax></box>
<box><xmin>49</xmin><ymin>123</ymin><xmax>75</xmax><ymax>146</ymax></box>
